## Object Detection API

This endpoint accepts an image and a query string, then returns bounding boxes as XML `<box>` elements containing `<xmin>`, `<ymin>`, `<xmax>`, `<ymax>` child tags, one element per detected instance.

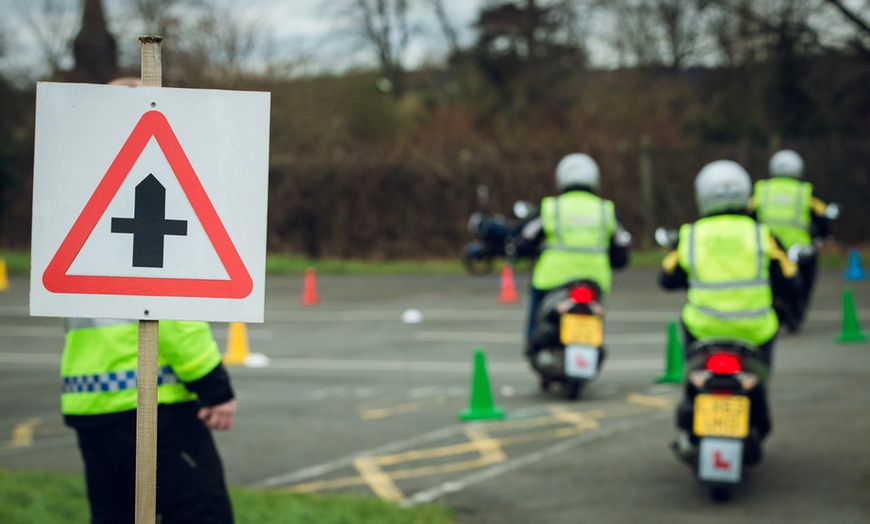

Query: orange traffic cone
<box><xmin>300</xmin><ymin>267</ymin><xmax>320</xmax><ymax>306</ymax></box>
<box><xmin>498</xmin><ymin>263</ymin><xmax>520</xmax><ymax>304</ymax></box>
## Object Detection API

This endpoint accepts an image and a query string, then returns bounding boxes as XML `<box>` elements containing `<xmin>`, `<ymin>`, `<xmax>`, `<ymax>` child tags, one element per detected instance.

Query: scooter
<box><xmin>673</xmin><ymin>339</ymin><xmax>770</xmax><ymax>502</ymax></box>
<box><xmin>462</xmin><ymin>185</ymin><xmax>536</xmax><ymax>276</ymax></box>
<box><xmin>526</xmin><ymin>279</ymin><xmax>606</xmax><ymax>400</ymax></box>
<box><xmin>775</xmin><ymin>202</ymin><xmax>842</xmax><ymax>332</ymax></box>
<box><xmin>654</xmin><ymin>226</ymin><xmax>771</xmax><ymax>501</ymax></box>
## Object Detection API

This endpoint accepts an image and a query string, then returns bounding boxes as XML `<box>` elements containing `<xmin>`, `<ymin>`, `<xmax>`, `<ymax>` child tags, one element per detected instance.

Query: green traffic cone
<box><xmin>655</xmin><ymin>320</ymin><xmax>684</xmax><ymax>384</ymax></box>
<box><xmin>459</xmin><ymin>348</ymin><xmax>506</xmax><ymax>421</ymax></box>
<box><xmin>836</xmin><ymin>288</ymin><xmax>867</xmax><ymax>343</ymax></box>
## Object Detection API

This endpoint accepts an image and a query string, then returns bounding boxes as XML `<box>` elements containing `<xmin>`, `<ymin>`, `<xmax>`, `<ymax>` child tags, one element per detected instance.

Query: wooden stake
<box><xmin>135</xmin><ymin>34</ymin><xmax>163</xmax><ymax>524</ymax></box>
<box><xmin>135</xmin><ymin>320</ymin><xmax>158</xmax><ymax>524</ymax></box>
<box><xmin>140</xmin><ymin>36</ymin><xmax>163</xmax><ymax>88</ymax></box>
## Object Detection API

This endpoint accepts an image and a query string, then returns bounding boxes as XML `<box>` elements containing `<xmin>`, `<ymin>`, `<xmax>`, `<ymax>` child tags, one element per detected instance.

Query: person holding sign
<box><xmin>61</xmin><ymin>319</ymin><xmax>236</xmax><ymax>523</ymax></box>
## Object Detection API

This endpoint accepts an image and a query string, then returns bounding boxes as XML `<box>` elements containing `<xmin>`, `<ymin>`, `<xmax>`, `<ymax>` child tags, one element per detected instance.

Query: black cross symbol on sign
<box><xmin>111</xmin><ymin>174</ymin><xmax>188</xmax><ymax>268</ymax></box>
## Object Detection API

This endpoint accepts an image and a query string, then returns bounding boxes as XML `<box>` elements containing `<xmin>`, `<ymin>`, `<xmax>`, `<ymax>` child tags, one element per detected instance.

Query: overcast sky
<box><xmin>0</xmin><ymin>0</ymin><xmax>487</xmax><ymax>79</ymax></box>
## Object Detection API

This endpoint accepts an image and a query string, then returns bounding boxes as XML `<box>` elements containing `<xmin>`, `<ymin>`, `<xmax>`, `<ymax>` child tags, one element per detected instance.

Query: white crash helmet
<box><xmin>694</xmin><ymin>160</ymin><xmax>752</xmax><ymax>216</ymax></box>
<box><xmin>768</xmin><ymin>149</ymin><xmax>804</xmax><ymax>178</ymax></box>
<box><xmin>555</xmin><ymin>153</ymin><xmax>600</xmax><ymax>192</ymax></box>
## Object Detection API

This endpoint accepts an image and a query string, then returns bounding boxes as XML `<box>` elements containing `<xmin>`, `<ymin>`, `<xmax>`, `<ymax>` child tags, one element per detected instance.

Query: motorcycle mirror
<box><xmin>654</xmin><ymin>227</ymin><xmax>679</xmax><ymax>248</ymax></box>
<box><xmin>513</xmin><ymin>200</ymin><xmax>534</xmax><ymax>219</ymax></box>
<box><xmin>824</xmin><ymin>202</ymin><xmax>841</xmax><ymax>220</ymax></box>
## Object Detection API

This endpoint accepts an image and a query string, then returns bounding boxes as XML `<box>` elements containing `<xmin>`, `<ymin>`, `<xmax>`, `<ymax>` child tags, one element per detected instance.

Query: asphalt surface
<box><xmin>1</xmin><ymin>268</ymin><xmax>869</xmax><ymax>523</ymax></box>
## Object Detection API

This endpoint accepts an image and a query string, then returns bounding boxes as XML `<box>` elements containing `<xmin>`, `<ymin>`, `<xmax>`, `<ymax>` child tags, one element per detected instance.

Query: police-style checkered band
<box><xmin>62</xmin><ymin>366</ymin><xmax>180</xmax><ymax>393</ymax></box>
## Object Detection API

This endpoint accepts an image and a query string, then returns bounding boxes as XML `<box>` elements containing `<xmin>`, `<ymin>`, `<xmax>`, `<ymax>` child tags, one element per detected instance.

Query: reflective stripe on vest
<box><xmin>532</xmin><ymin>192</ymin><xmax>614</xmax><ymax>291</ymax></box>
<box><xmin>687</xmin><ymin>221</ymin><xmax>769</xmax><ymax>319</ymax></box>
<box><xmin>758</xmin><ymin>179</ymin><xmax>810</xmax><ymax>229</ymax></box>
<box><xmin>544</xmin><ymin>198</ymin><xmax>608</xmax><ymax>254</ymax></box>
<box><xmin>62</xmin><ymin>365</ymin><xmax>179</xmax><ymax>394</ymax></box>
<box><xmin>688</xmin><ymin>223</ymin><xmax>768</xmax><ymax>291</ymax></box>
<box><xmin>683</xmin><ymin>219</ymin><xmax>772</xmax><ymax>320</ymax></box>
<box><xmin>60</xmin><ymin>320</ymin><xmax>222</xmax><ymax>416</ymax></box>
<box><xmin>754</xmin><ymin>178</ymin><xmax>812</xmax><ymax>248</ymax></box>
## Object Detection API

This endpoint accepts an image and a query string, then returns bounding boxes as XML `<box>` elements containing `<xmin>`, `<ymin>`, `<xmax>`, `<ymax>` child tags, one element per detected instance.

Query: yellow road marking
<box><xmin>281</xmin><ymin>394</ymin><xmax>675</xmax><ymax>499</ymax></box>
<box><xmin>10</xmin><ymin>418</ymin><xmax>42</xmax><ymax>448</ymax></box>
<box><xmin>464</xmin><ymin>426</ymin><xmax>507</xmax><ymax>464</ymax></box>
<box><xmin>353</xmin><ymin>457</ymin><xmax>405</xmax><ymax>501</ymax></box>
<box><xmin>627</xmin><ymin>393</ymin><xmax>676</xmax><ymax>409</ymax></box>
<box><xmin>360</xmin><ymin>397</ymin><xmax>449</xmax><ymax>420</ymax></box>
<box><xmin>548</xmin><ymin>406</ymin><xmax>601</xmax><ymax>431</ymax></box>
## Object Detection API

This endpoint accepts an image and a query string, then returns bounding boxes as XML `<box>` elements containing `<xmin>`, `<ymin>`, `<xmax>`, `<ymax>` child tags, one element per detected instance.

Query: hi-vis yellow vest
<box><xmin>61</xmin><ymin>320</ymin><xmax>222</xmax><ymax>416</ymax></box>
<box><xmin>677</xmin><ymin>215</ymin><xmax>778</xmax><ymax>345</ymax></box>
<box><xmin>753</xmin><ymin>177</ymin><xmax>813</xmax><ymax>248</ymax></box>
<box><xmin>532</xmin><ymin>192</ymin><xmax>615</xmax><ymax>291</ymax></box>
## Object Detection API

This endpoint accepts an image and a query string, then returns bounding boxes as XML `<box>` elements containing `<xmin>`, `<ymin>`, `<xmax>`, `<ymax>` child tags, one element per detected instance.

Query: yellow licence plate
<box><xmin>560</xmin><ymin>314</ymin><xmax>603</xmax><ymax>346</ymax></box>
<box><xmin>693</xmin><ymin>394</ymin><xmax>750</xmax><ymax>438</ymax></box>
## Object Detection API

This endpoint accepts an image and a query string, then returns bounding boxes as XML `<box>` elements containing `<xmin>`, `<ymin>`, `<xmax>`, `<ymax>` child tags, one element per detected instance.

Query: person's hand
<box><xmin>198</xmin><ymin>400</ymin><xmax>236</xmax><ymax>430</ymax></box>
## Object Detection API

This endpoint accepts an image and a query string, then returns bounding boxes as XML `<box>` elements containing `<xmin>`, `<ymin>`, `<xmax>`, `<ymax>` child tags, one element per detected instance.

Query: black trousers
<box><xmin>74</xmin><ymin>402</ymin><xmax>234</xmax><ymax>524</ymax></box>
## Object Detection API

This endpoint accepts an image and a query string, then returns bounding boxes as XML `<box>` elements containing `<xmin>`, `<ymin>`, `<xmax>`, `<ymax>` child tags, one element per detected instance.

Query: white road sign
<box><xmin>30</xmin><ymin>82</ymin><xmax>270</xmax><ymax>322</ymax></box>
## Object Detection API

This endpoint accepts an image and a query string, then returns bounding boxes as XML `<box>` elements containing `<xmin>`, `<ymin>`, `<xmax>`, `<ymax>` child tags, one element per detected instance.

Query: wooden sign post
<box><xmin>30</xmin><ymin>32</ymin><xmax>269</xmax><ymax>524</ymax></box>
<box><xmin>135</xmin><ymin>35</ymin><xmax>163</xmax><ymax>524</ymax></box>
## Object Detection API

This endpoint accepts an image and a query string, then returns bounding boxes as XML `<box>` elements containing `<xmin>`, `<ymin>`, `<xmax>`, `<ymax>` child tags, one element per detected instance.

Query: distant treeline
<box><xmin>1</xmin><ymin>39</ymin><xmax>869</xmax><ymax>258</ymax></box>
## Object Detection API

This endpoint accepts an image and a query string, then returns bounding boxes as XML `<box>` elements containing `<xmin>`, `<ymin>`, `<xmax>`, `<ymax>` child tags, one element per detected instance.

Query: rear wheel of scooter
<box><xmin>563</xmin><ymin>379</ymin><xmax>584</xmax><ymax>400</ymax></box>
<box><xmin>710</xmin><ymin>486</ymin><xmax>731</xmax><ymax>503</ymax></box>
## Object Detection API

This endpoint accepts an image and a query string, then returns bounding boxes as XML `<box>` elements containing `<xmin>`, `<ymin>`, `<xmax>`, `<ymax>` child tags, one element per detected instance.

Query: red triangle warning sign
<box><xmin>42</xmin><ymin>110</ymin><xmax>253</xmax><ymax>299</ymax></box>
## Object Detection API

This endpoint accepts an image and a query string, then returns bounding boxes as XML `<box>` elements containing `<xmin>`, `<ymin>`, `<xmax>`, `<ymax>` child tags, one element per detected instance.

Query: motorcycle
<box><xmin>775</xmin><ymin>202</ymin><xmax>841</xmax><ymax>332</ymax></box>
<box><xmin>654</xmin><ymin>226</ymin><xmax>770</xmax><ymax>501</ymax></box>
<box><xmin>526</xmin><ymin>279</ymin><xmax>606</xmax><ymax>400</ymax></box>
<box><xmin>673</xmin><ymin>339</ymin><xmax>770</xmax><ymax>502</ymax></box>
<box><xmin>462</xmin><ymin>185</ymin><xmax>537</xmax><ymax>276</ymax></box>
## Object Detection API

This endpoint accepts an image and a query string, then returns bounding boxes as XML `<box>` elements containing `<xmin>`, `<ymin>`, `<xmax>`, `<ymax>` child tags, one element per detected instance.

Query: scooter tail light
<box><xmin>706</xmin><ymin>353</ymin><xmax>742</xmax><ymax>374</ymax></box>
<box><xmin>569</xmin><ymin>286</ymin><xmax>595</xmax><ymax>305</ymax></box>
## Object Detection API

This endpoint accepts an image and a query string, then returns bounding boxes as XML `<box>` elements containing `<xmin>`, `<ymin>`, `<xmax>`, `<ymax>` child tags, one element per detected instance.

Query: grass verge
<box><xmin>1</xmin><ymin>245</ymin><xmax>864</xmax><ymax>275</ymax></box>
<box><xmin>0</xmin><ymin>468</ymin><xmax>454</xmax><ymax>524</ymax></box>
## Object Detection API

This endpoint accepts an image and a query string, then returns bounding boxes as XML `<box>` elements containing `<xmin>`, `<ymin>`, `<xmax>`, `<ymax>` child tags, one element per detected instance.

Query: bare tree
<box><xmin>597</xmin><ymin>0</ymin><xmax>666</xmax><ymax>68</ymax></box>
<box><xmin>592</xmin><ymin>0</ymin><xmax>708</xmax><ymax>71</ymax></box>
<box><xmin>180</xmin><ymin>1</ymin><xmax>271</xmax><ymax>82</ymax></box>
<box><xmin>113</xmin><ymin>0</ymin><xmax>275</xmax><ymax>85</ymax></box>
<box><xmin>11</xmin><ymin>0</ymin><xmax>79</xmax><ymax>75</ymax></box>
<box><xmin>330</xmin><ymin>0</ymin><xmax>413</xmax><ymax>94</ymax></box>
<box><xmin>423</xmin><ymin>0</ymin><xmax>459</xmax><ymax>56</ymax></box>
<box><xmin>654</xmin><ymin>0</ymin><xmax>705</xmax><ymax>72</ymax></box>
<box><xmin>824</xmin><ymin>0</ymin><xmax>870</xmax><ymax>36</ymax></box>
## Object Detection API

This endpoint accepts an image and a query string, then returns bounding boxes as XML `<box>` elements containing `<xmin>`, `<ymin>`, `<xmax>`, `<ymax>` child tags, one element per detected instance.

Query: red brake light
<box><xmin>706</xmin><ymin>353</ymin><xmax>742</xmax><ymax>374</ymax></box>
<box><xmin>569</xmin><ymin>286</ymin><xmax>595</xmax><ymax>304</ymax></box>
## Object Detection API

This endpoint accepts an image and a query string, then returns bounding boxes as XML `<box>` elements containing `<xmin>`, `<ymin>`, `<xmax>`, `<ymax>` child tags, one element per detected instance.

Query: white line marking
<box><xmin>0</xmin><ymin>353</ymin><xmax>62</xmax><ymax>364</ymax></box>
<box><xmin>0</xmin><ymin>353</ymin><xmax>663</xmax><ymax>372</ymax></box>
<box><xmin>412</xmin><ymin>331</ymin><xmax>668</xmax><ymax>345</ymax></box>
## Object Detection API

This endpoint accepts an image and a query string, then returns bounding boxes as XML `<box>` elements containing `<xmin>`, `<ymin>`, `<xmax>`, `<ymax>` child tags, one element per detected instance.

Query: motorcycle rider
<box><xmin>659</xmin><ymin>159</ymin><xmax>800</xmax><ymax>461</ymax></box>
<box><xmin>749</xmin><ymin>149</ymin><xmax>831</xmax><ymax>331</ymax></box>
<box><xmin>515</xmin><ymin>153</ymin><xmax>631</xmax><ymax>356</ymax></box>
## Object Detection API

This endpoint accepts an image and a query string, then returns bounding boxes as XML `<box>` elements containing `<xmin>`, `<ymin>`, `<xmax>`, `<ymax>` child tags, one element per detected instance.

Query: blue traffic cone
<box><xmin>844</xmin><ymin>249</ymin><xmax>866</xmax><ymax>281</ymax></box>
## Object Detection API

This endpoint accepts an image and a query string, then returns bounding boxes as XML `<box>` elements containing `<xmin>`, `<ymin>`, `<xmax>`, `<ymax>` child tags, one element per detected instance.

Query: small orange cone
<box><xmin>498</xmin><ymin>263</ymin><xmax>520</xmax><ymax>304</ymax></box>
<box><xmin>223</xmin><ymin>322</ymin><xmax>251</xmax><ymax>365</ymax></box>
<box><xmin>301</xmin><ymin>267</ymin><xmax>320</xmax><ymax>306</ymax></box>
